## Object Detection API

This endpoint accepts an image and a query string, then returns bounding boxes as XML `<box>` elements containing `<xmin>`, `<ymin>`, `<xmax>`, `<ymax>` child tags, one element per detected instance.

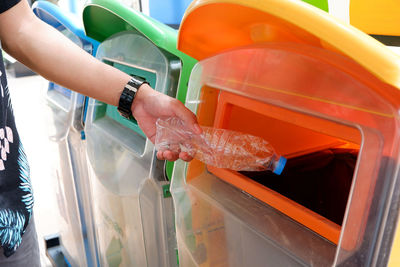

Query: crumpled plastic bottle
<box><xmin>155</xmin><ymin>117</ymin><xmax>286</xmax><ymax>174</ymax></box>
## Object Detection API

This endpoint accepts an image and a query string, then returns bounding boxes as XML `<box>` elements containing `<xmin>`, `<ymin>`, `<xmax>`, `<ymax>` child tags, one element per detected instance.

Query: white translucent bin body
<box><xmin>47</xmin><ymin>92</ymin><xmax>96</xmax><ymax>267</ymax></box>
<box><xmin>85</xmin><ymin>31</ymin><xmax>180</xmax><ymax>267</ymax></box>
<box><xmin>172</xmin><ymin>161</ymin><xmax>335</xmax><ymax>267</ymax></box>
<box><xmin>171</xmin><ymin>45</ymin><xmax>400</xmax><ymax>266</ymax></box>
<box><xmin>46</xmin><ymin>27</ymin><xmax>98</xmax><ymax>267</ymax></box>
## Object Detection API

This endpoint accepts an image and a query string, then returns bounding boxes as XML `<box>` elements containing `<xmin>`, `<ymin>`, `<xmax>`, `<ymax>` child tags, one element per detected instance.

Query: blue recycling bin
<box><xmin>32</xmin><ymin>1</ymin><xmax>100</xmax><ymax>266</ymax></box>
<box><xmin>149</xmin><ymin>0</ymin><xmax>192</xmax><ymax>26</ymax></box>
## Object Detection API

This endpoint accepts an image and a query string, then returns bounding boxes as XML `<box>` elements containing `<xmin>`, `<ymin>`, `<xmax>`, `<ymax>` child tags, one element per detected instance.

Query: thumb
<box><xmin>172</xmin><ymin>100</ymin><xmax>202</xmax><ymax>134</ymax></box>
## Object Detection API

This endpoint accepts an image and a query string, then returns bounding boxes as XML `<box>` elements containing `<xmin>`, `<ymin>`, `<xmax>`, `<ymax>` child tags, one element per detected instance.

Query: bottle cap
<box><xmin>273</xmin><ymin>156</ymin><xmax>287</xmax><ymax>175</ymax></box>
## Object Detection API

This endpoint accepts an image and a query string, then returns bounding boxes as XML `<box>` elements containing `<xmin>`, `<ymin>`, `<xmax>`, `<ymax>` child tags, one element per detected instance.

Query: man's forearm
<box><xmin>0</xmin><ymin>0</ymin><xmax>200</xmax><ymax>161</ymax></box>
<box><xmin>0</xmin><ymin>0</ymin><xmax>130</xmax><ymax>106</ymax></box>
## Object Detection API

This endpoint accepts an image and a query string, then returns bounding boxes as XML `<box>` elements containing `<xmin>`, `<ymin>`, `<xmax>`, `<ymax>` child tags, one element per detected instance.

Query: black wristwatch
<box><xmin>117</xmin><ymin>76</ymin><xmax>149</xmax><ymax>119</ymax></box>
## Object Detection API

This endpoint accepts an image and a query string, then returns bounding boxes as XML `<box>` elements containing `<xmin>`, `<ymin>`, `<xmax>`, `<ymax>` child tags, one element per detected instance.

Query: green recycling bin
<box><xmin>303</xmin><ymin>0</ymin><xmax>329</xmax><ymax>11</ymax></box>
<box><xmin>83</xmin><ymin>1</ymin><xmax>196</xmax><ymax>266</ymax></box>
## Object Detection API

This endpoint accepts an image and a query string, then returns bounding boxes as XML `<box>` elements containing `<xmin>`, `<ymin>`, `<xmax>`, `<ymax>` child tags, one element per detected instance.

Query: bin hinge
<box><xmin>80</xmin><ymin>130</ymin><xmax>86</xmax><ymax>140</ymax></box>
<box><xmin>162</xmin><ymin>184</ymin><xmax>171</xmax><ymax>198</ymax></box>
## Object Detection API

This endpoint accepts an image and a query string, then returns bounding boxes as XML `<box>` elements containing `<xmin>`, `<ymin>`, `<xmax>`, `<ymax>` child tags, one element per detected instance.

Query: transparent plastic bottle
<box><xmin>155</xmin><ymin>117</ymin><xmax>286</xmax><ymax>174</ymax></box>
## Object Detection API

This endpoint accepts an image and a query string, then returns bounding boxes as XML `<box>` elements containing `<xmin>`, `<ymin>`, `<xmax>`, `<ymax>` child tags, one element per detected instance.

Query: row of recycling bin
<box><xmin>33</xmin><ymin>0</ymin><xmax>400</xmax><ymax>266</ymax></box>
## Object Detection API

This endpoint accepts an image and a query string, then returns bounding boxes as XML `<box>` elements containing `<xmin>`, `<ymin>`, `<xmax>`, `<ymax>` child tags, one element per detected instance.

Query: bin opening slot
<box><xmin>47</xmin><ymin>83</ymin><xmax>72</xmax><ymax>112</ymax></box>
<box><xmin>49</xmin><ymin>83</ymin><xmax>72</xmax><ymax>99</ymax></box>
<box><xmin>203</xmin><ymin>90</ymin><xmax>361</xmax><ymax>244</ymax></box>
<box><xmin>240</xmin><ymin>147</ymin><xmax>357</xmax><ymax>226</ymax></box>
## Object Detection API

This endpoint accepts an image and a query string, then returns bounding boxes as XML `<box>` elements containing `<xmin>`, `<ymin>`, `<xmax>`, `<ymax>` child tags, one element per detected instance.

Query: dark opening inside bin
<box><xmin>240</xmin><ymin>148</ymin><xmax>357</xmax><ymax>226</ymax></box>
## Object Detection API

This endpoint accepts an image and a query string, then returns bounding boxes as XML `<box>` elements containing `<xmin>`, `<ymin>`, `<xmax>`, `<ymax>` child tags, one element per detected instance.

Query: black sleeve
<box><xmin>0</xmin><ymin>0</ymin><xmax>22</xmax><ymax>14</ymax></box>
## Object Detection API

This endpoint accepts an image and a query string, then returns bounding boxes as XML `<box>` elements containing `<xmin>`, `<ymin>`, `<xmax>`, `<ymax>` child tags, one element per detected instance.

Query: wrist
<box><xmin>131</xmin><ymin>83</ymin><xmax>152</xmax><ymax>113</ymax></box>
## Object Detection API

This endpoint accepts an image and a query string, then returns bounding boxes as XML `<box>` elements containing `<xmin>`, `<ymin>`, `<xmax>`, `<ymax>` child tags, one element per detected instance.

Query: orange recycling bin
<box><xmin>170</xmin><ymin>0</ymin><xmax>400</xmax><ymax>266</ymax></box>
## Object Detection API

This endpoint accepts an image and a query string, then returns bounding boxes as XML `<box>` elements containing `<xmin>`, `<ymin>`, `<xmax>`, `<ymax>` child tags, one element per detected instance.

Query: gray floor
<box><xmin>8</xmin><ymin>73</ymin><xmax>59</xmax><ymax>267</ymax></box>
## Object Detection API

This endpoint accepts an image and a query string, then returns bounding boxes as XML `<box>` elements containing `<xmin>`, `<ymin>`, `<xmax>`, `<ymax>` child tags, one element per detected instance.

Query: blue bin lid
<box><xmin>149</xmin><ymin>0</ymin><xmax>193</xmax><ymax>26</ymax></box>
<box><xmin>32</xmin><ymin>1</ymin><xmax>99</xmax><ymax>53</ymax></box>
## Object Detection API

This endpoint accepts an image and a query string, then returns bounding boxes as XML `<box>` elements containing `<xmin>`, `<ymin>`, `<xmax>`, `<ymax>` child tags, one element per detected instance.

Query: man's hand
<box><xmin>132</xmin><ymin>84</ymin><xmax>201</xmax><ymax>162</ymax></box>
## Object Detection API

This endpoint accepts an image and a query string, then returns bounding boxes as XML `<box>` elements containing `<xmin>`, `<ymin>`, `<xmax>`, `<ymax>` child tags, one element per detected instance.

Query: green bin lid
<box><xmin>83</xmin><ymin>0</ymin><xmax>196</xmax><ymax>103</ymax></box>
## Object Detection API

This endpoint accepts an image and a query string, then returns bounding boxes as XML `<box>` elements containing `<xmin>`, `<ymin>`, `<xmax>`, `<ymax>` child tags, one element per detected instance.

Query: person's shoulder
<box><xmin>0</xmin><ymin>0</ymin><xmax>21</xmax><ymax>14</ymax></box>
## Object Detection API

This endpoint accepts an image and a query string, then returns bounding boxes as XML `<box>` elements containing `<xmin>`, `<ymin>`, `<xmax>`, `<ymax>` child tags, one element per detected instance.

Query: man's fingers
<box><xmin>163</xmin><ymin>150</ymin><xmax>179</xmax><ymax>161</ymax></box>
<box><xmin>179</xmin><ymin>152</ymin><xmax>193</xmax><ymax>162</ymax></box>
<box><xmin>157</xmin><ymin>150</ymin><xmax>194</xmax><ymax>162</ymax></box>
<box><xmin>156</xmin><ymin>150</ymin><xmax>164</xmax><ymax>160</ymax></box>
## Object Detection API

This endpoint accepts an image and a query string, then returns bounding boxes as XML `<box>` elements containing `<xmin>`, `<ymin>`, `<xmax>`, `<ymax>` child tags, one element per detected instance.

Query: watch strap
<box><xmin>117</xmin><ymin>77</ymin><xmax>149</xmax><ymax>119</ymax></box>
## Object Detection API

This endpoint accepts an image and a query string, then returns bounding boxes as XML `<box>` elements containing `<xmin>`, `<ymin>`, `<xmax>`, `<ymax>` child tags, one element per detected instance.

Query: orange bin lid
<box><xmin>178</xmin><ymin>0</ymin><xmax>400</xmax><ymax>90</ymax></box>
